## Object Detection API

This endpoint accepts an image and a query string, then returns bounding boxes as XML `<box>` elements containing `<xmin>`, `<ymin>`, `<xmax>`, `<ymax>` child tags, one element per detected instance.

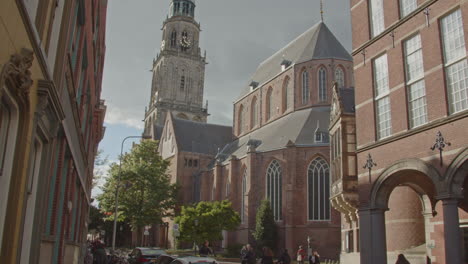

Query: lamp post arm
<box><xmin>112</xmin><ymin>135</ymin><xmax>148</xmax><ymax>250</ymax></box>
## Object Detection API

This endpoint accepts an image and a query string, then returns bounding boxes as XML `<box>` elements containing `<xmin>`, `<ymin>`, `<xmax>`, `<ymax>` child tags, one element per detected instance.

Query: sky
<box><xmin>94</xmin><ymin>0</ymin><xmax>352</xmax><ymax>198</ymax></box>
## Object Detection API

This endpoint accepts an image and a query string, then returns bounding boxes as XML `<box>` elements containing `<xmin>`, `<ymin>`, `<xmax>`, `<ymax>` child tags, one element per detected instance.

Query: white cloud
<box><xmin>104</xmin><ymin>104</ymin><xmax>144</xmax><ymax>129</ymax></box>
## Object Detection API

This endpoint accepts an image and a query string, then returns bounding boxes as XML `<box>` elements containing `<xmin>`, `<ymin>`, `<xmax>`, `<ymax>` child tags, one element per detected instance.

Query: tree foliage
<box><xmin>253</xmin><ymin>199</ymin><xmax>278</xmax><ymax>251</ymax></box>
<box><xmin>175</xmin><ymin>200</ymin><xmax>240</xmax><ymax>244</ymax></box>
<box><xmin>93</xmin><ymin>149</ymin><xmax>109</xmax><ymax>188</ymax></box>
<box><xmin>97</xmin><ymin>140</ymin><xmax>178</xmax><ymax>229</ymax></box>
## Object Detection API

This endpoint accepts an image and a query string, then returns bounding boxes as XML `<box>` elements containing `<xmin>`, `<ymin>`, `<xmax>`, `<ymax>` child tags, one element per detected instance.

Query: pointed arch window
<box><xmin>251</xmin><ymin>97</ymin><xmax>258</xmax><ymax>129</ymax></box>
<box><xmin>241</xmin><ymin>170</ymin><xmax>247</xmax><ymax>223</ymax></box>
<box><xmin>308</xmin><ymin>158</ymin><xmax>330</xmax><ymax>221</ymax></box>
<box><xmin>335</xmin><ymin>67</ymin><xmax>345</xmax><ymax>88</ymax></box>
<box><xmin>318</xmin><ymin>67</ymin><xmax>327</xmax><ymax>101</ymax></box>
<box><xmin>302</xmin><ymin>70</ymin><xmax>309</xmax><ymax>104</ymax></box>
<box><xmin>171</xmin><ymin>31</ymin><xmax>177</xmax><ymax>47</ymax></box>
<box><xmin>180</xmin><ymin>70</ymin><xmax>185</xmax><ymax>91</ymax></box>
<box><xmin>266</xmin><ymin>88</ymin><xmax>273</xmax><ymax>120</ymax></box>
<box><xmin>238</xmin><ymin>104</ymin><xmax>244</xmax><ymax>135</ymax></box>
<box><xmin>266</xmin><ymin>160</ymin><xmax>282</xmax><ymax>221</ymax></box>
<box><xmin>282</xmin><ymin>77</ymin><xmax>290</xmax><ymax>112</ymax></box>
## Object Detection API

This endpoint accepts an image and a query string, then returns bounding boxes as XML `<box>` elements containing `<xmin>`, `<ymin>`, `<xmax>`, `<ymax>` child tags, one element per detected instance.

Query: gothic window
<box><xmin>251</xmin><ymin>97</ymin><xmax>258</xmax><ymax>129</ymax></box>
<box><xmin>318</xmin><ymin>67</ymin><xmax>327</xmax><ymax>101</ymax></box>
<box><xmin>308</xmin><ymin>158</ymin><xmax>330</xmax><ymax>221</ymax></box>
<box><xmin>266</xmin><ymin>160</ymin><xmax>282</xmax><ymax>221</ymax></box>
<box><xmin>266</xmin><ymin>87</ymin><xmax>273</xmax><ymax>120</ymax></box>
<box><xmin>0</xmin><ymin>92</ymin><xmax>19</xmax><ymax>249</ymax></box>
<box><xmin>182</xmin><ymin>3</ymin><xmax>188</xmax><ymax>14</ymax></box>
<box><xmin>180</xmin><ymin>73</ymin><xmax>185</xmax><ymax>91</ymax></box>
<box><xmin>335</xmin><ymin>67</ymin><xmax>345</xmax><ymax>88</ymax></box>
<box><xmin>302</xmin><ymin>70</ymin><xmax>309</xmax><ymax>104</ymax></box>
<box><xmin>226</xmin><ymin>181</ymin><xmax>230</xmax><ymax>197</ymax></box>
<box><xmin>238</xmin><ymin>104</ymin><xmax>244</xmax><ymax>135</ymax></box>
<box><xmin>171</xmin><ymin>31</ymin><xmax>177</xmax><ymax>47</ymax></box>
<box><xmin>241</xmin><ymin>170</ymin><xmax>247</xmax><ymax>223</ymax></box>
<box><xmin>282</xmin><ymin>76</ymin><xmax>290</xmax><ymax>113</ymax></box>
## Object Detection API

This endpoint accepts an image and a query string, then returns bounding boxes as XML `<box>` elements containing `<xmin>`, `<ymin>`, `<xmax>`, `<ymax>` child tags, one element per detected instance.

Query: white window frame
<box><xmin>399</xmin><ymin>0</ymin><xmax>417</xmax><ymax>18</ymax></box>
<box><xmin>373</xmin><ymin>54</ymin><xmax>392</xmax><ymax>139</ymax></box>
<box><xmin>307</xmin><ymin>158</ymin><xmax>331</xmax><ymax>221</ymax></box>
<box><xmin>266</xmin><ymin>160</ymin><xmax>282</xmax><ymax>221</ymax></box>
<box><xmin>369</xmin><ymin>0</ymin><xmax>385</xmax><ymax>37</ymax></box>
<box><xmin>441</xmin><ymin>9</ymin><xmax>468</xmax><ymax>114</ymax></box>
<box><xmin>404</xmin><ymin>34</ymin><xmax>428</xmax><ymax>128</ymax></box>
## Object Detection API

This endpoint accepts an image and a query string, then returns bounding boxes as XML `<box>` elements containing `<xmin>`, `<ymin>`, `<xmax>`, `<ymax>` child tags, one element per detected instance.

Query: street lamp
<box><xmin>112</xmin><ymin>135</ymin><xmax>152</xmax><ymax>251</ymax></box>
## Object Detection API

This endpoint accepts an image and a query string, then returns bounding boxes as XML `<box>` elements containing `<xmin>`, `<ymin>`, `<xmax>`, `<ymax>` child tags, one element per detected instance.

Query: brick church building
<box><xmin>142</xmin><ymin>1</ymin><xmax>355</xmax><ymax>259</ymax></box>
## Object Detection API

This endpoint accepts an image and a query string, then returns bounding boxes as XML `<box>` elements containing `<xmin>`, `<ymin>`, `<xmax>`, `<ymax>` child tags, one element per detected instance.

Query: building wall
<box><xmin>349</xmin><ymin>0</ymin><xmax>468</xmax><ymax>263</ymax></box>
<box><xmin>0</xmin><ymin>0</ymin><xmax>107</xmax><ymax>263</ymax></box>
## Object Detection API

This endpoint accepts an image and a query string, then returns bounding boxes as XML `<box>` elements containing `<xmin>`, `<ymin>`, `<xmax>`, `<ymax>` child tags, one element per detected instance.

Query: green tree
<box><xmin>175</xmin><ymin>200</ymin><xmax>240</xmax><ymax>244</ymax></box>
<box><xmin>97</xmin><ymin>140</ymin><xmax>178</xmax><ymax>236</ymax></box>
<box><xmin>93</xmin><ymin>149</ymin><xmax>109</xmax><ymax>188</ymax></box>
<box><xmin>253</xmin><ymin>200</ymin><xmax>278</xmax><ymax>251</ymax></box>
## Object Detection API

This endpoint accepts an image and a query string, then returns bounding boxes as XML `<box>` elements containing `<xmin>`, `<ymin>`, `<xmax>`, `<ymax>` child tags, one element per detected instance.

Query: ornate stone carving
<box><xmin>1</xmin><ymin>48</ymin><xmax>35</xmax><ymax>99</ymax></box>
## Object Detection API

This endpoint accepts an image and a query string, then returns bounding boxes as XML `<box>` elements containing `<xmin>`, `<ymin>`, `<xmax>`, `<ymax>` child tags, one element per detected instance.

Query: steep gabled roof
<box><xmin>171</xmin><ymin>117</ymin><xmax>233</xmax><ymax>155</ymax></box>
<box><xmin>214</xmin><ymin>107</ymin><xmax>330</xmax><ymax>165</ymax></box>
<box><xmin>239</xmin><ymin>22</ymin><xmax>352</xmax><ymax>98</ymax></box>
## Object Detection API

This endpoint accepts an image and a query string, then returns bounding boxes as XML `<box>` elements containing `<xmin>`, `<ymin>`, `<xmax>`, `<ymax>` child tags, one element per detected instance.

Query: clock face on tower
<box><xmin>161</xmin><ymin>40</ymin><xmax>166</xmax><ymax>50</ymax></box>
<box><xmin>180</xmin><ymin>32</ymin><xmax>192</xmax><ymax>49</ymax></box>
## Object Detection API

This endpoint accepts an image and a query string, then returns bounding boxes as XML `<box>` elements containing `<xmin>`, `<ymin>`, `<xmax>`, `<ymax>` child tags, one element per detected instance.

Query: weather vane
<box><xmin>320</xmin><ymin>0</ymin><xmax>324</xmax><ymax>22</ymax></box>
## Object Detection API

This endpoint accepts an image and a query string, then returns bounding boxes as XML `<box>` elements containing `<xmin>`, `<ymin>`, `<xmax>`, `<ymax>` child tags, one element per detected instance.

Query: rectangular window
<box><xmin>373</xmin><ymin>54</ymin><xmax>392</xmax><ymax>139</ymax></box>
<box><xmin>441</xmin><ymin>9</ymin><xmax>468</xmax><ymax>114</ymax></box>
<box><xmin>399</xmin><ymin>0</ymin><xmax>417</xmax><ymax>17</ymax></box>
<box><xmin>369</xmin><ymin>0</ymin><xmax>385</xmax><ymax>37</ymax></box>
<box><xmin>404</xmin><ymin>34</ymin><xmax>428</xmax><ymax>128</ymax></box>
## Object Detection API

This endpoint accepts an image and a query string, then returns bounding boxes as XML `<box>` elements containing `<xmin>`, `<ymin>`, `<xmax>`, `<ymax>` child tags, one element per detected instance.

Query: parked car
<box><xmin>155</xmin><ymin>255</ymin><xmax>176</xmax><ymax>264</ymax></box>
<box><xmin>169</xmin><ymin>256</ymin><xmax>218</xmax><ymax>264</ymax></box>
<box><xmin>128</xmin><ymin>248</ymin><xmax>167</xmax><ymax>264</ymax></box>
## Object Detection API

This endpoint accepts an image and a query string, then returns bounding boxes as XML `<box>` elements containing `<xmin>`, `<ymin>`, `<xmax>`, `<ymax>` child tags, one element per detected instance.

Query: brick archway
<box><xmin>445</xmin><ymin>147</ymin><xmax>468</xmax><ymax>199</ymax></box>
<box><xmin>370</xmin><ymin>158</ymin><xmax>441</xmax><ymax>210</ymax></box>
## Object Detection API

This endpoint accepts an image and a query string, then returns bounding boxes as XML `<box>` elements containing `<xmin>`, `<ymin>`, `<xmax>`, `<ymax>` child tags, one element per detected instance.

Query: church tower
<box><xmin>144</xmin><ymin>0</ymin><xmax>208</xmax><ymax>133</ymax></box>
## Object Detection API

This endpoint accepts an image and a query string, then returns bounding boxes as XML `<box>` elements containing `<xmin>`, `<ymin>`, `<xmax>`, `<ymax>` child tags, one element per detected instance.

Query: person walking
<box><xmin>309</xmin><ymin>251</ymin><xmax>320</xmax><ymax>264</ymax></box>
<box><xmin>91</xmin><ymin>239</ymin><xmax>107</xmax><ymax>264</ymax></box>
<box><xmin>199</xmin><ymin>240</ymin><xmax>215</xmax><ymax>257</ymax></box>
<box><xmin>296</xmin><ymin>246</ymin><xmax>306</xmax><ymax>264</ymax></box>
<box><xmin>261</xmin><ymin>247</ymin><xmax>274</xmax><ymax>264</ymax></box>
<box><xmin>240</xmin><ymin>246</ymin><xmax>248</xmax><ymax>264</ymax></box>
<box><xmin>277</xmin><ymin>249</ymin><xmax>291</xmax><ymax>264</ymax></box>
<box><xmin>395</xmin><ymin>254</ymin><xmax>410</xmax><ymax>264</ymax></box>
<box><xmin>242</xmin><ymin>244</ymin><xmax>256</xmax><ymax>264</ymax></box>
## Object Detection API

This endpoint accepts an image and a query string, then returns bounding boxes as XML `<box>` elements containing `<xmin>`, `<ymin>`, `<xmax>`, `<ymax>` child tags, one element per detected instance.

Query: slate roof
<box><xmin>152</xmin><ymin>124</ymin><xmax>164</xmax><ymax>141</ymax></box>
<box><xmin>239</xmin><ymin>22</ymin><xmax>352</xmax><ymax>98</ymax></box>
<box><xmin>214</xmin><ymin>107</ymin><xmax>330</xmax><ymax>164</ymax></box>
<box><xmin>171</xmin><ymin>118</ymin><xmax>233</xmax><ymax>155</ymax></box>
<box><xmin>339</xmin><ymin>88</ymin><xmax>355</xmax><ymax>113</ymax></box>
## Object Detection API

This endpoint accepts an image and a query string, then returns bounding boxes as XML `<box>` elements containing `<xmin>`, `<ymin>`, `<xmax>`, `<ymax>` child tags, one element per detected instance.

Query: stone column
<box><xmin>442</xmin><ymin>198</ymin><xmax>463</xmax><ymax>264</ymax></box>
<box><xmin>359</xmin><ymin>208</ymin><xmax>387</xmax><ymax>264</ymax></box>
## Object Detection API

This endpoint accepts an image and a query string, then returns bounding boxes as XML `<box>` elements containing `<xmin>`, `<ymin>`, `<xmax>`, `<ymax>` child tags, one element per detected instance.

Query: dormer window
<box><xmin>281</xmin><ymin>60</ymin><xmax>292</xmax><ymax>71</ymax></box>
<box><xmin>315</xmin><ymin>132</ymin><xmax>323</xmax><ymax>142</ymax></box>
<box><xmin>315</xmin><ymin>131</ymin><xmax>329</xmax><ymax>143</ymax></box>
<box><xmin>249</xmin><ymin>81</ymin><xmax>259</xmax><ymax>91</ymax></box>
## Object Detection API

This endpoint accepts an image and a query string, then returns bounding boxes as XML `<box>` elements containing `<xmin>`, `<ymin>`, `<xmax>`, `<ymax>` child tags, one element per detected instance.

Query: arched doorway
<box><xmin>360</xmin><ymin>159</ymin><xmax>440</xmax><ymax>264</ymax></box>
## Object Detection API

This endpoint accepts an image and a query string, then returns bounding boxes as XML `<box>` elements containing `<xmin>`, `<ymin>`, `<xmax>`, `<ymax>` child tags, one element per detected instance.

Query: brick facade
<box><xmin>330</xmin><ymin>0</ymin><xmax>468</xmax><ymax>263</ymax></box>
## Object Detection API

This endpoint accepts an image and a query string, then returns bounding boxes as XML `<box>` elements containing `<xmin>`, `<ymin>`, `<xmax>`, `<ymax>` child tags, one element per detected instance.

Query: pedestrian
<box><xmin>277</xmin><ymin>249</ymin><xmax>291</xmax><ymax>264</ymax></box>
<box><xmin>241</xmin><ymin>246</ymin><xmax>248</xmax><ymax>264</ymax></box>
<box><xmin>91</xmin><ymin>239</ymin><xmax>107</xmax><ymax>264</ymax></box>
<box><xmin>296</xmin><ymin>246</ymin><xmax>306</xmax><ymax>264</ymax></box>
<box><xmin>309</xmin><ymin>251</ymin><xmax>320</xmax><ymax>264</ymax></box>
<box><xmin>261</xmin><ymin>247</ymin><xmax>274</xmax><ymax>264</ymax></box>
<box><xmin>395</xmin><ymin>254</ymin><xmax>410</xmax><ymax>264</ymax></box>
<box><xmin>199</xmin><ymin>240</ymin><xmax>215</xmax><ymax>257</ymax></box>
<box><xmin>242</xmin><ymin>244</ymin><xmax>256</xmax><ymax>264</ymax></box>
